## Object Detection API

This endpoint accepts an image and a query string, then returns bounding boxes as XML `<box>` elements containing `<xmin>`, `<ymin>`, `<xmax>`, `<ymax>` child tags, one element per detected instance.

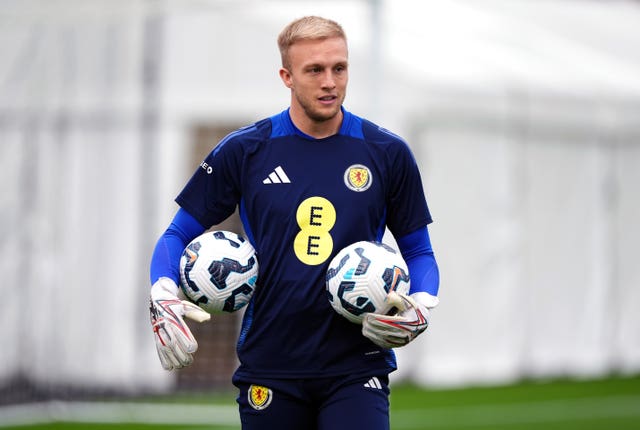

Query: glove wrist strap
<box><xmin>152</xmin><ymin>277</ymin><xmax>180</xmax><ymax>297</ymax></box>
<box><xmin>411</xmin><ymin>292</ymin><xmax>439</xmax><ymax>309</ymax></box>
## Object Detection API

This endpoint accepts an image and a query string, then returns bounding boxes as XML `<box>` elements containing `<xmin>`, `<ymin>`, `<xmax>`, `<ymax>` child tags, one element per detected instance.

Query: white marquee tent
<box><xmin>1</xmin><ymin>0</ymin><xmax>639</xmax><ymax>395</ymax></box>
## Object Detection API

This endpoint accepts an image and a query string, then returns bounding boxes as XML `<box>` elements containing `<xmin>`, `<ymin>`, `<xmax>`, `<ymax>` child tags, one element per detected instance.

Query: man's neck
<box><xmin>288</xmin><ymin>106</ymin><xmax>343</xmax><ymax>139</ymax></box>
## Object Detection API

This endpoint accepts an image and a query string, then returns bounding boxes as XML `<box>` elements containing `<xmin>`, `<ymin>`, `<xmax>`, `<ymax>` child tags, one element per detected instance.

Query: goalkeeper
<box><xmin>149</xmin><ymin>15</ymin><xmax>440</xmax><ymax>430</ymax></box>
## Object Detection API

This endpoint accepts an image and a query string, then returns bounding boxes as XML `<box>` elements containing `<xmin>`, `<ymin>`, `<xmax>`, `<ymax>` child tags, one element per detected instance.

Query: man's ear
<box><xmin>279</xmin><ymin>67</ymin><xmax>293</xmax><ymax>89</ymax></box>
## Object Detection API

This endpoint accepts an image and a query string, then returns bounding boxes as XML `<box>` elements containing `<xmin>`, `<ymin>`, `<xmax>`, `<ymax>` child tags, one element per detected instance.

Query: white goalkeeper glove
<box><xmin>362</xmin><ymin>291</ymin><xmax>439</xmax><ymax>349</ymax></box>
<box><xmin>149</xmin><ymin>277</ymin><xmax>211</xmax><ymax>370</ymax></box>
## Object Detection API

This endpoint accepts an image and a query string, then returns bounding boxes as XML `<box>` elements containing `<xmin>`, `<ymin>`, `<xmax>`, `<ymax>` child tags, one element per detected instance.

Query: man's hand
<box><xmin>362</xmin><ymin>291</ymin><xmax>438</xmax><ymax>349</ymax></box>
<box><xmin>149</xmin><ymin>277</ymin><xmax>211</xmax><ymax>370</ymax></box>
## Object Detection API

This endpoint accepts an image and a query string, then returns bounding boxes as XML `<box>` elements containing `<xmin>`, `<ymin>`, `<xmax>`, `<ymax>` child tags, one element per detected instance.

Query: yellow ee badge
<box><xmin>344</xmin><ymin>164</ymin><xmax>372</xmax><ymax>192</ymax></box>
<box><xmin>248</xmin><ymin>384</ymin><xmax>273</xmax><ymax>410</ymax></box>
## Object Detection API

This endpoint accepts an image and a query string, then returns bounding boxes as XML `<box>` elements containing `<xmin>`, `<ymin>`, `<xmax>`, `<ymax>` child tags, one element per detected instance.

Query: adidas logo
<box><xmin>263</xmin><ymin>166</ymin><xmax>291</xmax><ymax>184</ymax></box>
<box><xmin>363</xmin><ymin>377</ymin><xmax>383</xmax><ymax>389</ymax></box>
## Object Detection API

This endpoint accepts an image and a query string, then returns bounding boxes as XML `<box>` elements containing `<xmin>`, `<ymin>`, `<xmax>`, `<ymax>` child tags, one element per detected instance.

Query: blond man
<box><xmin>149</xmin><ymin>16</ymin><xmax>440</xmax><ymax>429</ymax></box>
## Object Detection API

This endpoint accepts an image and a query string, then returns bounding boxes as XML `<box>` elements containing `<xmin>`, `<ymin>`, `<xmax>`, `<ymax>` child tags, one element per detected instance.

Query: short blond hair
<box><xmin>278</xmin><ymin>16</ymin><xmax>347</xmax><ymax>69</ymax></box>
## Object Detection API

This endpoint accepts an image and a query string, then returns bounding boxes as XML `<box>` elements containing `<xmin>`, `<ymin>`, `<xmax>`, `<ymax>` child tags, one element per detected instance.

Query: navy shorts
<box><xmin>233</xmin><ymin>373</ymin><xmax>390</xmax><ymax>430</ymax></box>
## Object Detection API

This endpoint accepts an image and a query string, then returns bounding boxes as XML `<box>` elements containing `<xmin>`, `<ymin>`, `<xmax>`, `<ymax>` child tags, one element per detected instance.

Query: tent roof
<box><xmin>379</xmin><ymin>0</ymin><xmax>640</xmax><ymax>97</ymax></box>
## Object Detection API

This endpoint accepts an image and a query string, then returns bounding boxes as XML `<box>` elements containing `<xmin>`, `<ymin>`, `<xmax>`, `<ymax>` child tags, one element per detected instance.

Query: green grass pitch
<box><xmin>1</xmin><ymin>374</ymin><xmax>638</xmax><ymax>429</ymax></box>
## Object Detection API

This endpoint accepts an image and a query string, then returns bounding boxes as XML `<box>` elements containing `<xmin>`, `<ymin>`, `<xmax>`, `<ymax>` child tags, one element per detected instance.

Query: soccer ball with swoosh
<box><xmin>179</xmin><ymin>231</ymin><xmax>258</xmax><ymax>314</ymax></box>
<box><xmin>325</xmin><ymin>241</ymin><xmax>410</xmax><ymax>324</ymax></box>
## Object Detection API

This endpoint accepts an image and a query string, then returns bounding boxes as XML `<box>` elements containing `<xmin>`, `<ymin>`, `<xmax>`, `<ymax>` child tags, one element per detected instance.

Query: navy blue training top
<box><xmin>175</xmin><ymin>108</ymin><xmax>432</xmax><ymax>380</ymax></box>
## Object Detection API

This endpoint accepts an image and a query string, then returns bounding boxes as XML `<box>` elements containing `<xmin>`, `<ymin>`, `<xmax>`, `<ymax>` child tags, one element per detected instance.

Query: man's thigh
<box><xmin>235</xmin><ymin>379</ymin><xmax>315</xmax><ymax>430</ymax></box>
<box><xmin>318</xmin><ymin>375</ymin><xmax>390</xmax><ymax>430</ymax></box>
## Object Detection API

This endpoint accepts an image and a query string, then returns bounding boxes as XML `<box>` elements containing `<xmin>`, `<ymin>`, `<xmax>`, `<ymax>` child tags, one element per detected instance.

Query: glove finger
<box><xmin>176</xmin><ymin>335</ymin><xmax>198</xmax><ymax>356</ymax></box>
<box><xmin>371</xmin><ymin>318</ymin><xmax>426</xmax><ymax>337</ymax></box>
<box><xmin>375</xmin><ymin>332</ymin><xmax>411</xmax><ymax>348</ymax></box>
<box><xmin>173</xmin><ymin>321</ymin><xmax>198</xmax><ymax>353</ymax></box>
<box><xmin>160</xmin><ymin>307</ymin><xmax>199</xmax><ymax>354</ymax></box>
<box><xmin>384</xmin><ymin>332</ymin><xmax>413</xmax><ymax>343</ymax></box>
<box><xmin>153</xmin><ymin>322</ymin><xmax>176</xmax><ymax>349</ymax></box>
<box><xmin>368</xmin><ymin>311</ymin><xmax>428</xmax><ymax>333</ymax></box>
<box><xmin>159</xmin><ymin>320</ymin><xmax>197</xmax><ymax>366</ymax></box>
<box><xmin>172</xmin><ymin>349</ymin><xmax>194</xmax><ymax>368</ymax></box>
<box><xmin>166</xmin><ymin>348</ymin><xmax>189</xmax><ymax>369</ymax></box>
<box><xmin>182</xmin><ymin>301</ymin><xmax>211</xmax><ymax>323</ymax></box>
<box><xmin>156</xmin><ymin>347</ymin><xmax>176</xmax><ymax>371</ymax></box>
<box><xmin>163</xmin><ymin>333</ymin><xmax>194</xmax><ymax>368</ymax></box>
<box><xmin>363</xmin><ymin>324</ymin><xmax>407</xmax><ymax>344</ymax></box>
<box><xmin>365</xmin><ymin>314</ymin><xmax>412</xmax><ymax>332</ymax></box>
<box><xmin>367</xmin><ymin>312</ymin><xmax>411</xmax><ymax>323</ymax></box>
<box><xmin>171</xmin><ymin>322</ymin><xmax>198</xmax><ymax>354</ymax></box>
<box><xmin>385</xmin><ymin>291</ymin><xmax>408</xmax><ymax>312</ymax></box>
<box><xmin>153</xmin><ymin>331</ymin><xmax>184</xmax><ymax>371</ymax></box>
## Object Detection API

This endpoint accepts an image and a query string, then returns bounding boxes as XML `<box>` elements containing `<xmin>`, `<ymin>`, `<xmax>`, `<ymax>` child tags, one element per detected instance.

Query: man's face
<box><xmin>280</xmin><ymin>37</ymin><xmax>348</xmax><ymax>123</ymax></box>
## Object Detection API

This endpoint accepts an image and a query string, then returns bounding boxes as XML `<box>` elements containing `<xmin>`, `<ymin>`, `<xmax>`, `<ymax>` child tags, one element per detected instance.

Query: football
<box><xmin>325</xmin><ymin>241</ymin><xmax>410</xmax><ymax>324</ymax></box>
<box><xmin>179</xmin><ymin>230</ymin><xmax>258</xmax><ymax>314</ymax></box>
